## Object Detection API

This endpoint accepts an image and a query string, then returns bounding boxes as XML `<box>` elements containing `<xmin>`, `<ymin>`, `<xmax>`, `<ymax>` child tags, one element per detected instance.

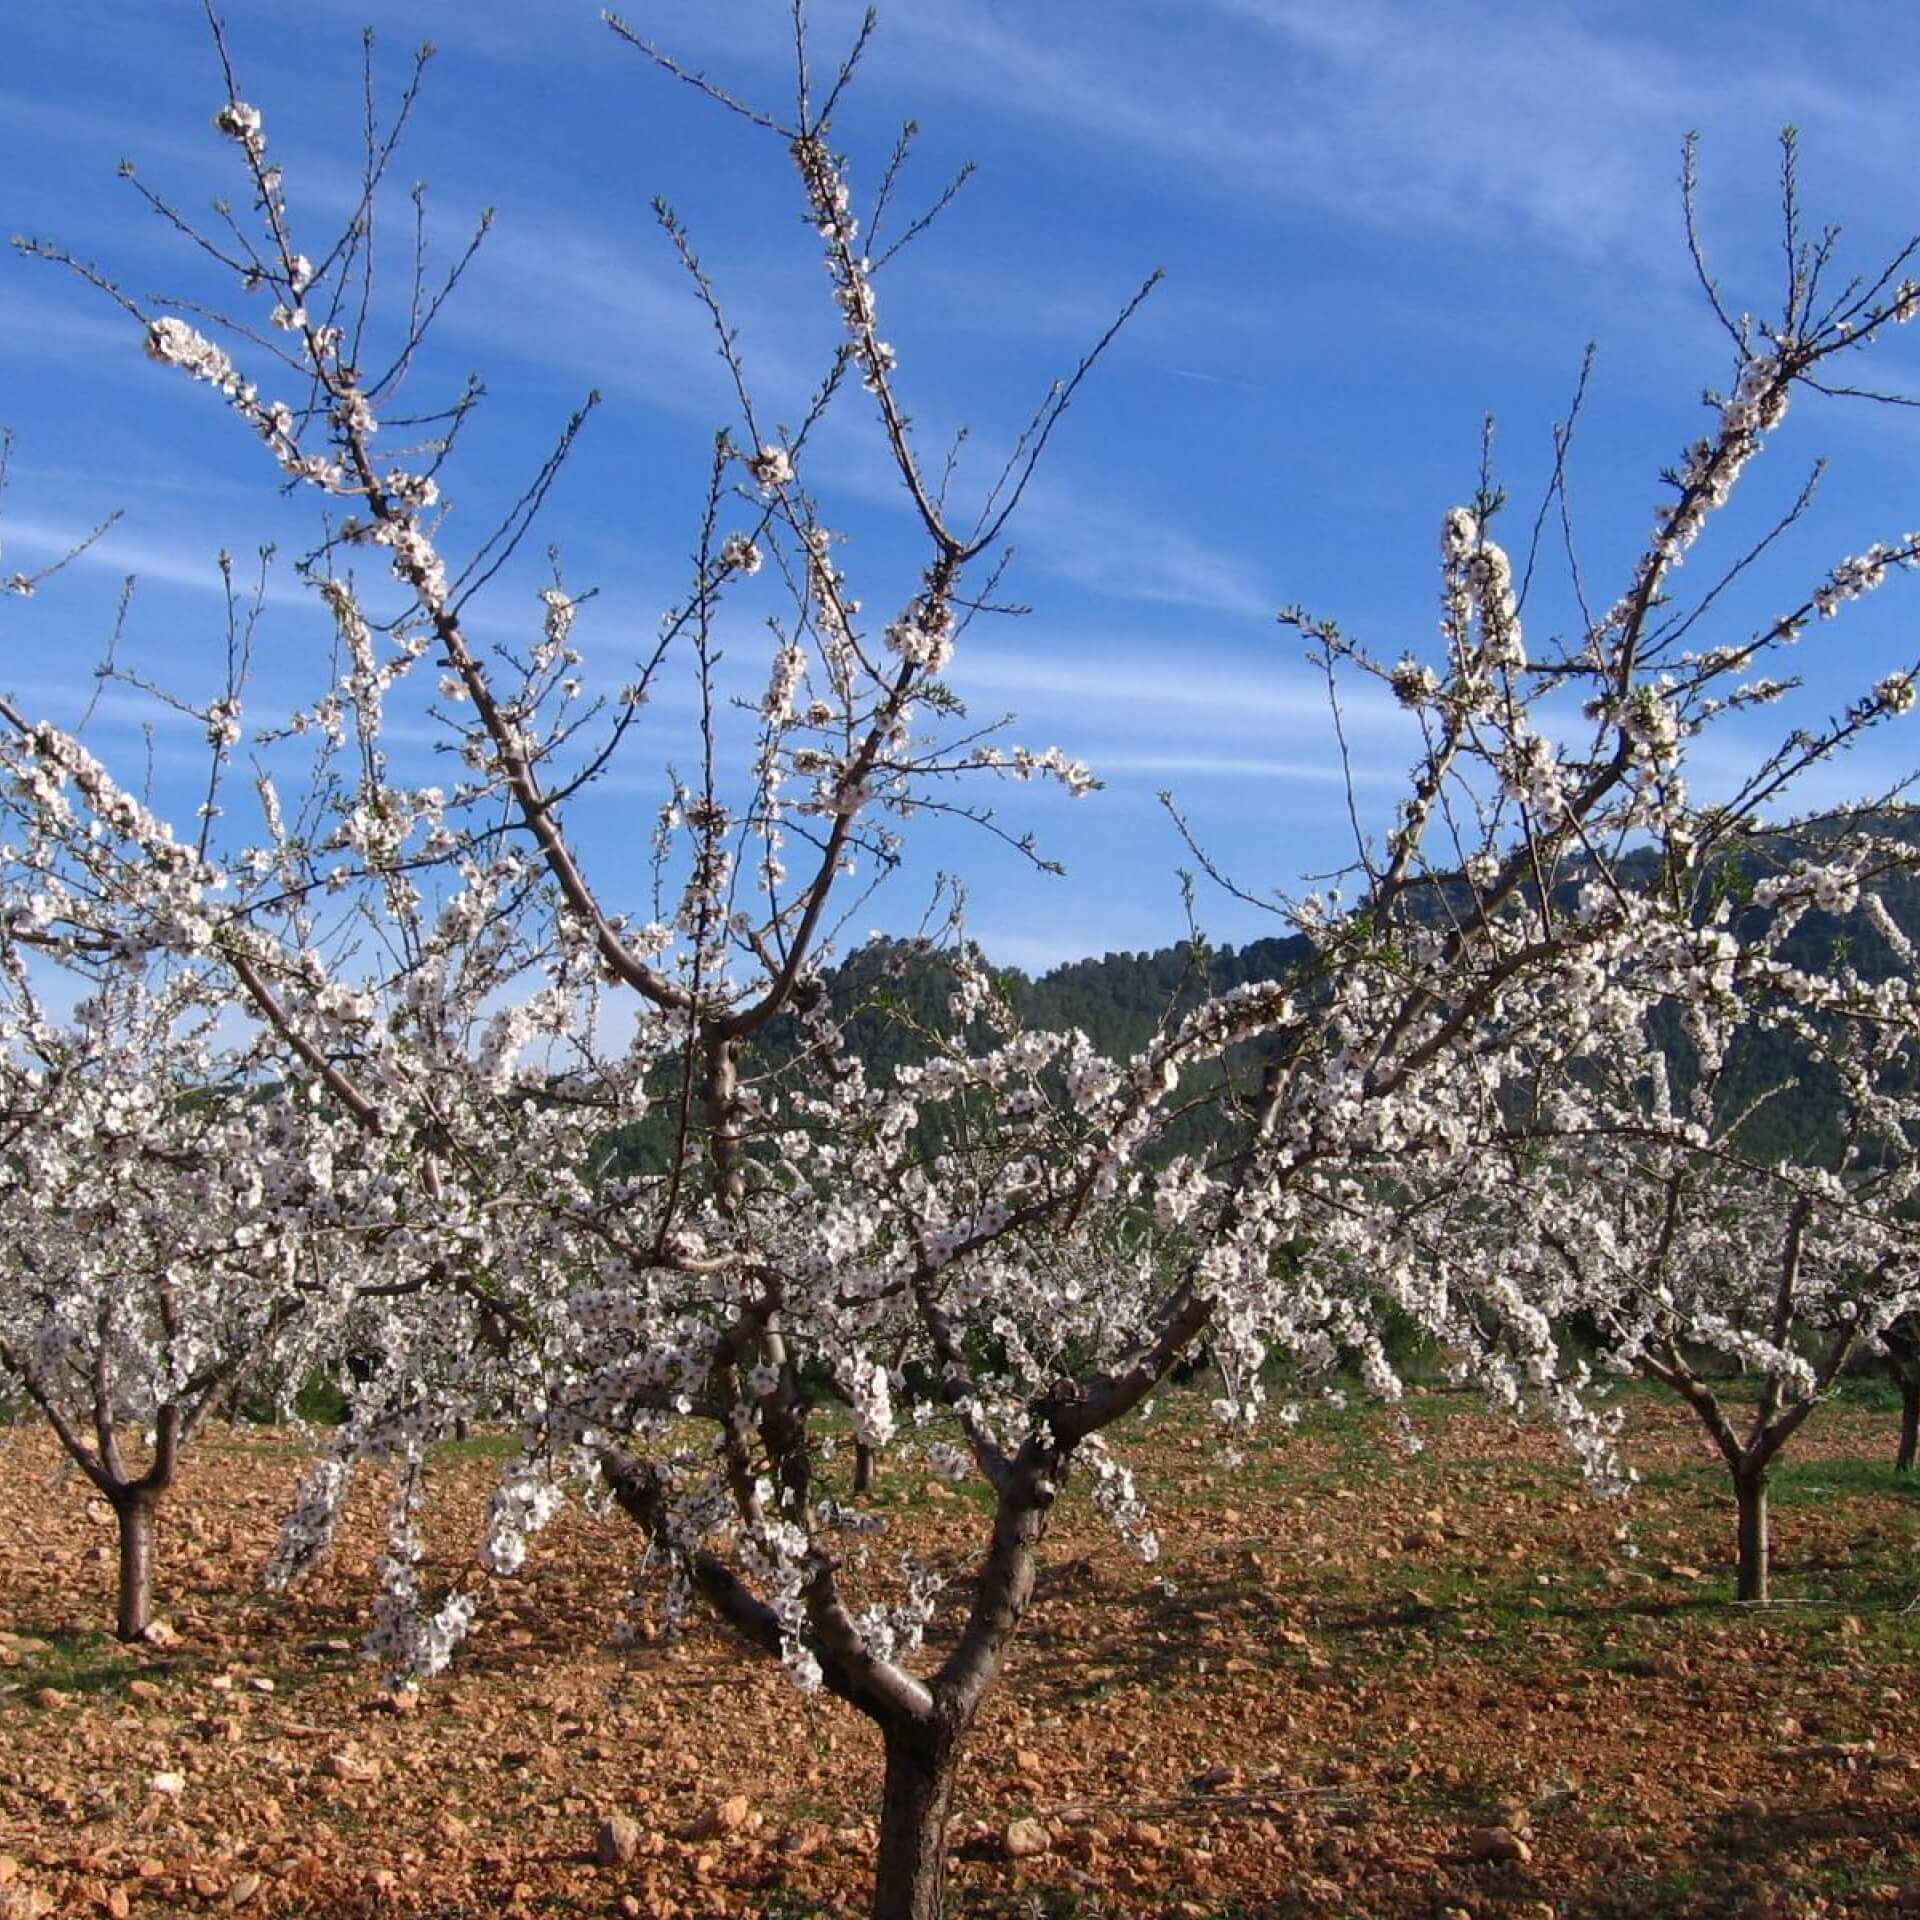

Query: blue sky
<box><xmin>6</xmin><ymin>1</ymin><xmax>1920</xmax><ymax>972</ymax></box>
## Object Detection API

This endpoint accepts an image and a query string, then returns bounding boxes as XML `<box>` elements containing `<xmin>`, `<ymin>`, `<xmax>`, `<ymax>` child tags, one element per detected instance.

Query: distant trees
<box><xmin>6</xmin><ymin>8</ymin><xmax>1920</xmax><ymax>1915</ymax></box>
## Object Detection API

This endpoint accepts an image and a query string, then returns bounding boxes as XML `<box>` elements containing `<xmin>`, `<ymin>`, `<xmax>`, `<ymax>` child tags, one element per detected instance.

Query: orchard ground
<box><xmin>2</xmin><ymin>1387</ymin><xmax>1918</xmax><ymax>1920</ymax></box>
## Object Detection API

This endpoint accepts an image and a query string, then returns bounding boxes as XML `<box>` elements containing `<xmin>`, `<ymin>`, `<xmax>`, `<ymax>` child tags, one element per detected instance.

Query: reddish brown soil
<box><xmin>3</xmin><ymin>1389</ymin><xmax>1917</xmax><ymax>1919</ymax></box>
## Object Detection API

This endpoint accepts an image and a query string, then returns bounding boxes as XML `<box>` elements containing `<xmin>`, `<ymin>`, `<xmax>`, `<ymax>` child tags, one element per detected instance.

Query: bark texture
<box><xmin>871</xmin><ymin>1720</ymin><xmax>961</xmax><ymax>1920</ymax></box>
<box><xmin>1735</xmin><ymin>1468</ymin><xmax>1769</xmax><ymax>1604</ymax></box>
<box><xmin>112</xmin><ymin>1488</ymin><xmax>157</xmax><ymax>1642</ymax></box>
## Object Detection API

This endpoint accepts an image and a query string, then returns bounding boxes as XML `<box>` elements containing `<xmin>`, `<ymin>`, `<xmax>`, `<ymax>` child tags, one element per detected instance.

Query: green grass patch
<box><xmin>431</xmin><ymin>1430</ymin><xmax>525</xmax><ymax>1464</ymax></box>
<box><xmin>9</xmin><ymin>1625</ymin><xmax>148</xmax><ymax>1699</ymax></box>
<box><xmin>1771</xmin><ymin>1454</ymin><xmax>1920</xmax><ymax>1506</ymax></box>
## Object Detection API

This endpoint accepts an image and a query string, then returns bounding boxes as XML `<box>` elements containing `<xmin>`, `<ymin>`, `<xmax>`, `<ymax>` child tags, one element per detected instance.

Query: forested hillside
<box><xmin>588</xmin><ymin>816</ymin><xmax>1920</xmax><ymax>1185</ymax></box>
<box><xmin>782</xmin><ymin>812</ymin><xmax>1920</xmax><ymax>1172</ymax></box>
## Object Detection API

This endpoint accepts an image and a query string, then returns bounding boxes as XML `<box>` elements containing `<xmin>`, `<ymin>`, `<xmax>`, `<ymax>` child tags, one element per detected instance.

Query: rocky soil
<box><xmin>2</xmin><ymin>1387</ymin><xmax>1917</xmax><ymax>1918</ymax></box>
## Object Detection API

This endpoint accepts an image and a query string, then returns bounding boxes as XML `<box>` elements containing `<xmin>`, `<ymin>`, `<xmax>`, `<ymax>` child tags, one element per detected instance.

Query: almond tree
<box><xmin>9</xmin><ymin>12</ymin><xmax>1920</xmax><ymax>1914</ymax></box>
<box><xmin>0</xmin><ymin>941</ymin><xmax>361</xmax><ymax>1640</ymax></box>
<box><xmin>1359</xmin><ymin>843</ymin><xmax>1920</xmax><ymax>1602</ymax></box>
<box><xmin>1883</xmin><ymin>1317</ymin><xmax>1920</xmax><ymax>1471</ymax></box>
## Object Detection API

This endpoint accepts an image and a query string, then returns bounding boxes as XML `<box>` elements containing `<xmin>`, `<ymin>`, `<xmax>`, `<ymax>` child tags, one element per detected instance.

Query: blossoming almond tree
<box><xmin>1882</xmin><ymin>1316</ymin><xmax>1920</xmax><ymax>1471</ymax></box>
<box><xmin>1339</xmin><ymin>839</ymin><xmax>1920</xmax><ymax>1602</ymax></box>
<box><xmin>10</xmin><ymin>11</ymin><xmax>1920</xmax><ymax>1914</ymax></box>
<box><xmin>1607</xmin><ymin>861</ymin><xmax>1920</xmax><ymax>1600</ymax></box>
<box><xmin>0</xmin><ymin>940</ymin><xmax>363</xmax><ymax>1641</ymax></box>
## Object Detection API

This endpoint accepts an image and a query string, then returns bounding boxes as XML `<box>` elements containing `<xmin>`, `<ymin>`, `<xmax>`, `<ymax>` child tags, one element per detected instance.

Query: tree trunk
<box><xmin>1898</xmin><ymin>1382</ymin><xmax>1920</xmax><ymax>1474</ymax></box>
<box><xmin>871</xmin><ymin>1719</ymin><xmax>960</xmax><ymax>1920</ymax></box>
<box><xmin>112</xmin><ymin>1487</ymin><xmax>157</xmax><ymax>1642</ymax></box>
<box><xmin>1734</xmin><ymin>1467</ymin><xmax>1769</xmax><ymax>1604</ymax></box>
<box><xmin>854</xmin><ymin>1441</ymin><xmax>875</xmax><ymax>1496</ymax></box>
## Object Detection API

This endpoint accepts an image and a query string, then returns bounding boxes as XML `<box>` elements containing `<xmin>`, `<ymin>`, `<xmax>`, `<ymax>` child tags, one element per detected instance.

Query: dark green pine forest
<box><xmin>593</xmin><ymin>814</ymin><xmax>1920</xmax><ymax>1183</ymax></box>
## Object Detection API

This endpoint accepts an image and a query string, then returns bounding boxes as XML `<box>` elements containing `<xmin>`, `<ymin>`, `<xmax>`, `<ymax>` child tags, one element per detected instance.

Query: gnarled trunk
<box><xmin>872</xmin><ymin>1718</ymin><xmax>960</xmax><ymax>1920</ymax></box>
<box><xmin>112</xmin><ymin>1486</ymin><xmax>158</xmax><ymax>1642</ymax></box>
<box><xmin>1897</xmin><ymin>1381</ymin><xmax>1920</xmax><ymax>1474</ymax></box>
<box><xmin>1734</xmin><ymin>1466</ymin><xmax>1769</xmax><ymax>1603</ymax></box>
<box><xmin>854</xmin><ymin>1441</ymin><xmax>875</xmax><ymax>1496</ymax></box>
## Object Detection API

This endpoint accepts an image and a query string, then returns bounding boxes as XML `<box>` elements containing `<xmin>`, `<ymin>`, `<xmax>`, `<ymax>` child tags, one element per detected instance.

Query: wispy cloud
<box><xmin>889</xmin><ymin>256</ymin><xmax>1256</xmax><ymax>356</ymax></box>
<box><xmin>0</xmin><ymin>284</ymin><xmax>140</xmax><ymax>380</ymax></box>
<box><xmin>1086</xmin><ymin>748</ymin><xmax>1398</xmax><ymax>786</ymax></box>
<box><xmin>958</xmin><ymin>637</ymin><xmax>1405</xmax><ymax>733</ymax></box>
<box><xmin>784</xmin><ymin>398</ymin><xmax>1280</xmax><ymax>620</ymax></box>
<box><xmin>0</xmin><ymin>514</ymin><xmax>311</xmax><ymax>610</ymax></box>
<box><xmin>1000</xmin><ymin>483</ymin><xmax>1275</xmax><ymax>618</ymax></box>
<box><xmin>449</xmin><ymin>218</ymin><xmax>826</xmax><ymax>423</ymax></box>
<box><xmin>832</xmin><ymin>0</ymin><xmax>1896</xmax><ymax>269</ymax></box>
<box><xmin>0</xmin><ymin>82</ymin><xmax>210</xmax><ymax>178</ymax></box>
